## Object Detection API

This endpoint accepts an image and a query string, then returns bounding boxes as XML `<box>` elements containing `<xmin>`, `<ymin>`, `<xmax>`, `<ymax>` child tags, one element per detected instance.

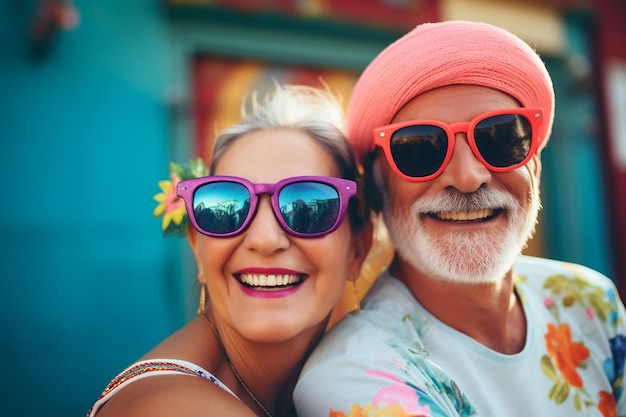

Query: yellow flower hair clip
<box><xmin>153</xmin><ymin>158</ymin><xmax>209</xmax><ymax>237</ymax></box>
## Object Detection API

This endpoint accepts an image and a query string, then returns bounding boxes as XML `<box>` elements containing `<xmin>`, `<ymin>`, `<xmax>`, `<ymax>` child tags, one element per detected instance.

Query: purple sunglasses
<box><xmin>177</xmin><ymin>175</ymin><xmax>357</xmax><ymax>238</ymax></box>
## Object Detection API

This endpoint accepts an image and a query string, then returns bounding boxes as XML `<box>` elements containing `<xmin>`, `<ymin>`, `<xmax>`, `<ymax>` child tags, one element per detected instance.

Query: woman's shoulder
<box><xmin>89</xmin><ymin>317</ymin><xmax>244</xmax><ymax>417</ymax></box>
<box><xmin>92</xmin><ymin>359</ymin><xmax>253</xmax><ymax>417</ymax></box>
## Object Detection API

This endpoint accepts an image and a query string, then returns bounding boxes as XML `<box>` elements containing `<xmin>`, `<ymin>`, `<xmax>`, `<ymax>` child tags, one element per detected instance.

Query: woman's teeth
<box><xmin>239</xmin><ymin>274</ymin><xmax>302</xmax><ymax>287</ymax></box>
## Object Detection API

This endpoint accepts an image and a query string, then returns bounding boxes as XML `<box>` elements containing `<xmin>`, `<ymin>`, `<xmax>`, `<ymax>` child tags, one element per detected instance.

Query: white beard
<box><xmin>383</xmin><ymin>173</ymin><xmax>540</xmax><ymax>284</ymax></box>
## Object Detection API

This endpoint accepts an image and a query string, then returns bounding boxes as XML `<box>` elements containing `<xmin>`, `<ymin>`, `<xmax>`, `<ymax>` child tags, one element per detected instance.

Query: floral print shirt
<box><xmin>294</xmin><ymin>256</ymin><xmax>626</xmax><ymax>417</ymax></box>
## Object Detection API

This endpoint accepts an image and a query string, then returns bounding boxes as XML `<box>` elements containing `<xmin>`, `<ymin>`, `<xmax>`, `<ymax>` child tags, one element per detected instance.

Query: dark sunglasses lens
<box><xmin>474</xmin><ymin>114</ymin><xmax>532</xmax><ymax>167</ymax></box>
<box><xmin>279</xmin><ymin>182</ymin><xmax>340</xmax><ymax>234</ymax></box>
<box><xmin>192</xmin><ymin>181</ymin><xmax>251</xmax><ymax>235</ymax></box>
<box><xmin>389</xmin><ymin>125</ymin><xmax>448</xmax><ymax>177</ymax></box>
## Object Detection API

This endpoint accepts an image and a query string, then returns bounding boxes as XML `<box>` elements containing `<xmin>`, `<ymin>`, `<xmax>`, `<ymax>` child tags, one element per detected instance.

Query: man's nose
<box><xmin>436</xmin><ymin>134</ymin><xmax>492</xmax><ymax>193</ymax></box>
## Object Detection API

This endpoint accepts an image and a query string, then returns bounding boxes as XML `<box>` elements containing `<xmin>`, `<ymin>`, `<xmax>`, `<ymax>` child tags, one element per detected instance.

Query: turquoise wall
<box><xmin>540</xmin><ymin>13</ymin><xmax>613</xmax><ymax>277</ymax></box>
<box><xmin>0</xmin><ymin>2</ymin><xmax>614</xmax><ymax>417</ymax></box>
<box><xmin>0</xmin><ymin>1</ymin><xmax>193</xmax><ymax>416</ymax></box>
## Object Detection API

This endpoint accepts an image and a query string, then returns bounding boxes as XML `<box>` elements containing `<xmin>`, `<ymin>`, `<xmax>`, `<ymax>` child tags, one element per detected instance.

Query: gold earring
<box><xmin>197</xmin><ymin>285</ymin><xmax>206</xmax><ymax>315</ymax></box>
<box><xmin>352</xmin><ymin>280</ymin><xmax>360</xmax><ymax>312</ymax></box>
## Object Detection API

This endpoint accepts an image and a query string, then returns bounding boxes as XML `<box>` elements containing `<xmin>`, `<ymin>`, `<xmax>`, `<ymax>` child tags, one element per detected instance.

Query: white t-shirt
<box><xmin>295</xmin><ymin>256</ymin><xmax>626</xmax><ymax>417</ymax></box>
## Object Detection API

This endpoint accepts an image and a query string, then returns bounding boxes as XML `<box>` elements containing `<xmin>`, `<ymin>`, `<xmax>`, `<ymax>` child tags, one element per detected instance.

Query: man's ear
<box><xmin>363</xmin><ymin>150</ymin><xmax>385</xmax><ymax>213</ymax></box>
<box><xmin>530</xmin><ymin>153</ymin><xmax>542</xmax><ymax>178</ymax></box>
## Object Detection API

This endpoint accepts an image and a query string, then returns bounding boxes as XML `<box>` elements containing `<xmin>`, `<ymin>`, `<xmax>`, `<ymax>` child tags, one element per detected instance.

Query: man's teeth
<box><xmin>435</xmin><ymin>208</ymin><xmax>494</xmax><ymax>221</ymax></box>
<box><xmin>239</xmin><ymin>274</ymin><xmax>301</xmax><ymax>287</ymax></box>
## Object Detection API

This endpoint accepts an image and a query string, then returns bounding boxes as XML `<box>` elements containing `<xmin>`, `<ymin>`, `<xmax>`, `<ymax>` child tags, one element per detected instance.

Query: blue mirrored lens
<box><xmin>193</xmin><ymin>182</ymin><xmax>251</xmax><ymax>234</ymax></box>
<box><xmin>279</xmin><ymin>182</ymin><xmax>340</xmax><ymax>234</ymax></box>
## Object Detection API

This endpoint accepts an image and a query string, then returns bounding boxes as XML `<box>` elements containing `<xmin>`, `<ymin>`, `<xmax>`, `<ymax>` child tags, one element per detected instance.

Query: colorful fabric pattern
<box><xmin>294</xmin><ymin>256</ymin><xmax>626</xmax><ymax>417</ymax></box>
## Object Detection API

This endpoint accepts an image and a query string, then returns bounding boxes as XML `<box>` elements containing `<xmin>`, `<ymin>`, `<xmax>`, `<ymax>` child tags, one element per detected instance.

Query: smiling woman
<box><xmin>87</xmin><ymin>84</ymin><xmax>373</xmax><ymax>417</ymax></box>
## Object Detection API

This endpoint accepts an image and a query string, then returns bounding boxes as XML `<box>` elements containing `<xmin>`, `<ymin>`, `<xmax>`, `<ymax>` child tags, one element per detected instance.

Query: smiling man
<box><xmin>294</xmin><ymin>21</ymin><xmax>626</xmax><ymax>417</ymax></box>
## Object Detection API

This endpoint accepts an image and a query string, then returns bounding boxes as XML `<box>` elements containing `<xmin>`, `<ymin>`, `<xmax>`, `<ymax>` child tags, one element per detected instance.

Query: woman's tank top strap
<box><xmin>87</xmin><ymin>359</ymin><xmax>237</xmax><ymax>417</ymax></box>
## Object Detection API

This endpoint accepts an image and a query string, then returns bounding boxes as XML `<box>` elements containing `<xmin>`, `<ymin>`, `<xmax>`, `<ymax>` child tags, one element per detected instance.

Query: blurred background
<box><xmin>1</xmin><ymin>0</ymin><xmax>625</xmax><ymax>416</ymax></box>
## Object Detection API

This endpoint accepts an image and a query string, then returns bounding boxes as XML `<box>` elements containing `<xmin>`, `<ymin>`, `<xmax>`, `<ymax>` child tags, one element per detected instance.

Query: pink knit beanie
<box><xmin>347</xmin><ymin>20</ymin><xmax>555</xmax><ymax>162</ymax></box>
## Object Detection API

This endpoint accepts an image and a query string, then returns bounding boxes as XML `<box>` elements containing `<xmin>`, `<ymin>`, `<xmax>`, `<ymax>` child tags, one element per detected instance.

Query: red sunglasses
<box><xmin>373</xmin><ymin>108</ymin><xmax>544</xmax><ymax>182</ymax></box>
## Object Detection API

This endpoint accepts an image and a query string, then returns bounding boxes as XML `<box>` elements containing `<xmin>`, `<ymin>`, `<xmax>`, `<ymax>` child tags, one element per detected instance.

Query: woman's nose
<box><xmin>242</xmin><ymin>197</ymin><xmax>291</xmax><ymax>254</ymax></box>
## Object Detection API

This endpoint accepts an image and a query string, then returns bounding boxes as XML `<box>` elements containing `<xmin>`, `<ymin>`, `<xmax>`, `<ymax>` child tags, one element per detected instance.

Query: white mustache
<box><xmin>411</xmin><ymin>186</ymin><xmax>517</xmax><ymax>214</ymax></box>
